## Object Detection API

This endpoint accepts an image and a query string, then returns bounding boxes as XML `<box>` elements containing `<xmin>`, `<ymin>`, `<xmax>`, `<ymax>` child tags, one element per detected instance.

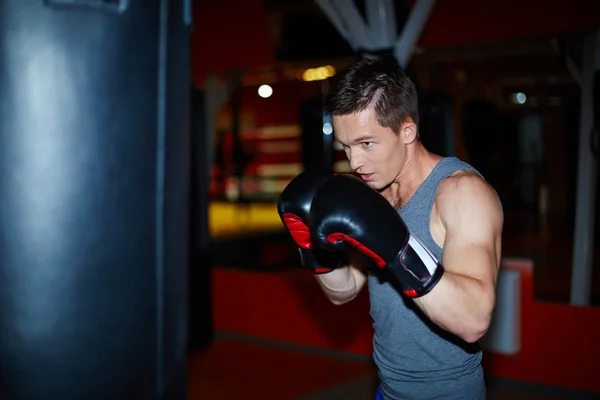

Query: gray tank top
<box><xmin>368</xmin><ymin>157</ymin><xmax>486</xmax><ymax>400</ymax></box>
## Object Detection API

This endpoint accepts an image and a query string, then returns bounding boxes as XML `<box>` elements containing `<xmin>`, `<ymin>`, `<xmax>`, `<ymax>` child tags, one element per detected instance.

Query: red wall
<box><xmin>481</xmin><ymin>260</ymin><xmax>600</xmax><ymax>392</ymax></box>
<box><xmin>212</xmin><ymin>259</ymin><xmax>600</xmax><ymax>393</ymax></box>
<box><xmin>191</xmin><ymin>0</ymin><xmax>600</xmax><ymax>87</ymax></box>
<box><xmin>191</xmin><ymin>0</ymin><xmax>274</xmax><ymax>87</ymax></box>
<box><xmin>417</xmin><ymin>0</ymin><xmax>600</xmax><ymax>47</ymax></box>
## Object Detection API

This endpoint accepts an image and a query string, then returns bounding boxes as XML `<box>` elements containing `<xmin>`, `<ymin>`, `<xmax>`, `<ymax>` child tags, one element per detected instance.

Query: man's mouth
<box><xmin>360</xmin><ymin>173</ymin><xmax>373</xmax><ymax>181</ymax></box>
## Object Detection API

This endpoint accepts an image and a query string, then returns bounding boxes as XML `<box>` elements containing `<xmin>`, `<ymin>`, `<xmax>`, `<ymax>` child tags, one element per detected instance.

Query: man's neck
<box><xmin>388</xmin><ymin>145</ymin><xmax>442</xmax><ymax>208</ymax></box>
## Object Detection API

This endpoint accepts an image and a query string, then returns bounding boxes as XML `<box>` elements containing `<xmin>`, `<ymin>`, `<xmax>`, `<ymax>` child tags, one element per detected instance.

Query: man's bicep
<box><xmin>442</xmin><ymin>239</ymin><xmax>499</xmax><ymax>285</ymax></box>
<box><xmin>440</xmin><ymin>176</ymin><xmax>503</xmax><ymax>283</ymax></box>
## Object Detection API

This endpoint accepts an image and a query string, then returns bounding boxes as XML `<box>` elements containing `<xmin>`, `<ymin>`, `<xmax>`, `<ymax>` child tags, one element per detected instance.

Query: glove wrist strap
<box><xmin>388</xmin><ymin>234</ymin><xmax>444</xmax><ymax>298</ymax></box>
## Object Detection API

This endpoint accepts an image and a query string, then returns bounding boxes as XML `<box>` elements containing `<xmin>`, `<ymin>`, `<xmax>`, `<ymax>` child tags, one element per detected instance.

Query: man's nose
<box><xmin>348</xmin><ymin>149</ymin><xmax>363</xmax><ymax>171</ymax></box>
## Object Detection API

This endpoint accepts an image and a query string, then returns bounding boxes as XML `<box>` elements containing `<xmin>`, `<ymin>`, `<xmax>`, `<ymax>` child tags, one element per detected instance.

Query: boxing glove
<box><xmin>308</xmin><ymin>174</ymin><xmax>444</xmax><ymax>298</ymax></box>
<box><xmin>277</xmin><ymin>170</ymin><xmax>338</xmax><ymax>274</ymax></box>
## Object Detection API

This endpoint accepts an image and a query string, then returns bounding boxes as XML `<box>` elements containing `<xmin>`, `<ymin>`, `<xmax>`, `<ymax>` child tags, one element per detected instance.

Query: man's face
<box><xmin>333</xmin><ymin>108</ymin><xmax>406</xmax><ymax>190</ymax></box>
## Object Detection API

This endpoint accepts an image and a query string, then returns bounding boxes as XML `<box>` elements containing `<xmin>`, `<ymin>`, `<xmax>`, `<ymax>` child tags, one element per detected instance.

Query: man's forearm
<box><xmin>414</xmin><ymin>271</ymin><xmax>495</xmax><ymax>343</ymax></box>
<box><xmin>315</xmin><ymin>259</ymin><xmax>367</xmax><ymax>305</ymax></box>
<box><xmin>316</xmin><ymin>267</ymin><xmax>358</xmax><ymax>304</ymax></box>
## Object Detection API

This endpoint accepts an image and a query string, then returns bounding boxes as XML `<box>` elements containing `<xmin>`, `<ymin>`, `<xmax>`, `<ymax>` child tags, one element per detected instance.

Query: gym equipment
<box><xmin>0</xmin><ymin>1</ymin><xmax>191</xmax><ymax>398</ymax></box>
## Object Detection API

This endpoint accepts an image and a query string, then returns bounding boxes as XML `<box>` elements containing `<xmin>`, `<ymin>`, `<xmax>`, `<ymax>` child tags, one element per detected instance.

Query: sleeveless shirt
<box><xmin>368</xmin><ymin>157</ymin><xmax>486</xmax><ymax>400</ymax></box>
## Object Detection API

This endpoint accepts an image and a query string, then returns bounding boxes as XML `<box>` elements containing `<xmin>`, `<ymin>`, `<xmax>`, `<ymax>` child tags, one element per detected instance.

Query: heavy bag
<box><xmin>0</xmin><ymin>1</ymin><xmax>191</xmax><ymax>398</ymax></box>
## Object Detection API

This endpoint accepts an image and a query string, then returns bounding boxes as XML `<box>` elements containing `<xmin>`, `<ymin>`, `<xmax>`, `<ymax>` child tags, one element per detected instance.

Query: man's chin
<box><xmin>367</xmin><ymin>181</ymin><xmax>385</xmax><ymax>191</ymax></box>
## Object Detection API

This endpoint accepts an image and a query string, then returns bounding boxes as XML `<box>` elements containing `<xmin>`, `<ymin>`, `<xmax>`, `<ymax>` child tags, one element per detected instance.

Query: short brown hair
<box><xmin>325</xmin><ymin>56</ymin><xmax>419</xmax><ymax>134</ymax></box>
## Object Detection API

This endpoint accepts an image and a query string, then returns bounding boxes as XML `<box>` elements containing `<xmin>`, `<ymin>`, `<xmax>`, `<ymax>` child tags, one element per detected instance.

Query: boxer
<box><xmin>279</xmin><ymin>56</ymin><xmax>503</xmax><ymax>400</ymax></box>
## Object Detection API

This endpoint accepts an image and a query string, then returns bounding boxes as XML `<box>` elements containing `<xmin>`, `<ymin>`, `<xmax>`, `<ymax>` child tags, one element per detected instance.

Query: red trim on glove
<box><xmin>326</xmin><ymin>233</ymin><xmax>386</xmax><ymax>268</ymax></box>
<box><xmin>282</xmin><ymin>213</ymin><xmax>312</xmax><ymax>249</ymax></box>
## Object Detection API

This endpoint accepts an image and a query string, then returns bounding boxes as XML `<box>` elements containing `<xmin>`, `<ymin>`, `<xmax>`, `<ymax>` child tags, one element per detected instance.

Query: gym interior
<box><xmin>2</xmin><ymin>0</ymin><xmax>600</xmax><ymax>399</ymax></box>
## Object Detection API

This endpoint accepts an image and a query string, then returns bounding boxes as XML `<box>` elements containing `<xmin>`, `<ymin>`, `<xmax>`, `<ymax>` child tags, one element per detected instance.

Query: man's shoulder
<box><xmin>436</xmin><ymin>169</ymin><xmax>495</xmax><ymax>200</ymax></box>
<box><xmin>435</xmin><ymin>170</ymin><xmax>501</xmax><ymax>218</ymax></box>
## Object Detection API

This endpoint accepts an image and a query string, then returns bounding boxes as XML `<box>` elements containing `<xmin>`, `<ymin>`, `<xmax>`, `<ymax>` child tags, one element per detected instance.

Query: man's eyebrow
<box><xmin>352</xmin><ymin>135</ymin><xmax>375</xmax><ymax>143</ymax></box>
<box><xmin>334</xmin><ymin>135</ymin><xmax>376</xmax><ymax>146</ymax></box>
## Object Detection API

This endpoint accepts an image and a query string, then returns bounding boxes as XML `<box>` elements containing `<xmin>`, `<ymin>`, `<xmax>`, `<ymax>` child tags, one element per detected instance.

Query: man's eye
<box><xmin>362</xmin><ymin>142</ymin><xmax>373</xmax><ymax>148</ymax></box>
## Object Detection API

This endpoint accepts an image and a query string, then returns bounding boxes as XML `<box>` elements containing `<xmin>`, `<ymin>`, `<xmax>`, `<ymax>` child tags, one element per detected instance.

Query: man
<box><xmin>278</xmin><ymin>56</ymin><xmax>503</xmax><ymax>400</ymax></box>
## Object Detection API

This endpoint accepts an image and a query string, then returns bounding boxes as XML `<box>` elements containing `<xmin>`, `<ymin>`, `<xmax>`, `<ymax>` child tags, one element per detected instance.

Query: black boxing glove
<box><xmin>308</xmin><ymin>174</ymin><xmax>444</xmax><ymax>298</ymax></box>
<box><xmin>277</xmin><ymin>170</ymin><xmax>338</xmax><ymax>274</ymax></box>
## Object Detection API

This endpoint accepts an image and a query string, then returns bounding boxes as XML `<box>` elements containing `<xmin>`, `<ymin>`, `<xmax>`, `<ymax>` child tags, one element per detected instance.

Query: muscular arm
<box><xmin>413</xmin><ymin>174</ymin><xmax>503</xmax><ymax>343</ymax></box>
<box><xmin>315</xmin><ymin>251</ymin><xmax>368</xmax><ymax>305</ymax></box>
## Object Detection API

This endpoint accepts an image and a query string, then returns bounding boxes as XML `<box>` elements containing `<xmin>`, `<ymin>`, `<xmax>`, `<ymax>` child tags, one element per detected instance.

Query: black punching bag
<box><xmin>0</xmin><ymin>1</ymin><xmax>191</xmax><ymax>399</ymax></box>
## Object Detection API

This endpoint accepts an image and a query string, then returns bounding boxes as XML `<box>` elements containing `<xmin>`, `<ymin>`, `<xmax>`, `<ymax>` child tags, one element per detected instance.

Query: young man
<box><xmin>278</xmin><ymin>57</ymin><xmax>503</xmax><ymax>399</ymax></box>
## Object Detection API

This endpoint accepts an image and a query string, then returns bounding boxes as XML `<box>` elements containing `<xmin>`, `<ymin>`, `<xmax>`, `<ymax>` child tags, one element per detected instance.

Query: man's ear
<box><xmin>401</xmin><ymin>121</ymin><xmax>418</xmax><ymax>144</ymax></box>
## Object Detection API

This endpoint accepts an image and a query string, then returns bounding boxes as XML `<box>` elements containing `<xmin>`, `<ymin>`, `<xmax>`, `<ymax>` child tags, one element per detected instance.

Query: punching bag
<box><xmin>0</xmin><ymin>1</ymin><xmax>191</xmax><ymax>399</ymax></box>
